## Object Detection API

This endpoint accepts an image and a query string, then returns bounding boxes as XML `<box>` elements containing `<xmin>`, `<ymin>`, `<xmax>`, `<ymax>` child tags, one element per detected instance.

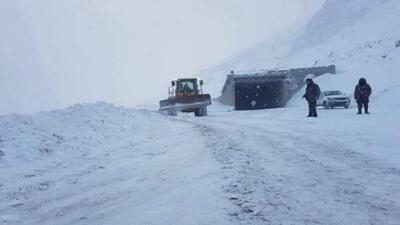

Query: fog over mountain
<box><xmin>0</xmin><ymin>0</ymin><xmax>323</xmax><ymax>114</ymax></box>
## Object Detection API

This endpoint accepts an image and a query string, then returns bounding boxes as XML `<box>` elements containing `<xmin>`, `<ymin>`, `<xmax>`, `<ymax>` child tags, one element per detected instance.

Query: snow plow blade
<box><xmin>159</xmin><ymin>94</ymin><xmax>211</xmax><ymax>111</ymax></box>
<box><xmin>159</xmin><ymin>94</ymin><xmax>211</xmax><ymax>116</ymax></box>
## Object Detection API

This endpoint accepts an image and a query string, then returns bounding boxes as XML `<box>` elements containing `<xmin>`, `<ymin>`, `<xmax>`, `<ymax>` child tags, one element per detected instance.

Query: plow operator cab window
<box><xmin>176</xmin><ymin>80</ymin><xmax>197</xmax><ymax>96</ymax></box>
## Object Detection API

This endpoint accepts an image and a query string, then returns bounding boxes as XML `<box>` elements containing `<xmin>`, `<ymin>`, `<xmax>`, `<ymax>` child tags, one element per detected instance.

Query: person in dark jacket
<box><xmin>354</xmin><ymin>78</ymin><xmax>372</xmax><ymax>114</ymax></box>
<box><xmin>303</xmin><ymin>76</ymin><xmax>321</xmax><ymax>117</ymax></box>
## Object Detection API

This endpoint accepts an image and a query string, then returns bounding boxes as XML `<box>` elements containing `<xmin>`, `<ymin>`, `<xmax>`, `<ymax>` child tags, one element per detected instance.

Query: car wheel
<box><xmin>323</xmin><ymin>101</ymin><xmax>329</xmax><ymax>109</ymax></box>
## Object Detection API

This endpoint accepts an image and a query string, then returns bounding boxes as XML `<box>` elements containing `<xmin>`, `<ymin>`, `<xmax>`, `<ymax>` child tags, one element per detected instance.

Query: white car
<box><xmin>317</xmin><ymin>90</ymin><xmax>351</xmax><ymax>109</ymax></box>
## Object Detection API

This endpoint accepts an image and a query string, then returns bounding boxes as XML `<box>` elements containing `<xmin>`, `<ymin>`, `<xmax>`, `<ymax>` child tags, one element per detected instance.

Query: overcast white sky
<box><xmin>0</xmin><ymin>0</ymin><xmax>324</xmax><ymax>113</ymax></box>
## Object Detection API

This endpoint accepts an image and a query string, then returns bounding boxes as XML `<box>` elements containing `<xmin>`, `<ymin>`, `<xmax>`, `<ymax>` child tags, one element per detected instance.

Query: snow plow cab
<box><xmin>159</xmin><ymin>78</ymin><xmax>211</xmax><ymax>116</ymax></box>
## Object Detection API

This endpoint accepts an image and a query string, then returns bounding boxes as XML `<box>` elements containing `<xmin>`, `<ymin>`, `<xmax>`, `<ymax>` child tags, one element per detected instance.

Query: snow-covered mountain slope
<box><xmin>200</xmin><ymin>0</ymin><xmax>400</xmax><ymax>101</ymax></box>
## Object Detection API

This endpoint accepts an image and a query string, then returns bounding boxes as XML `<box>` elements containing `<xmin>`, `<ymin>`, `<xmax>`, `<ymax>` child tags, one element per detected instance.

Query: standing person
<box><xmin>303</xmin><ymin>75</ymin><xmax>321</xmax><ymax>117</ymax></box>
<box><xmin>354</xmin><ymin>78</ymin><xmax>372</xmax><ymax>114</ymax></box>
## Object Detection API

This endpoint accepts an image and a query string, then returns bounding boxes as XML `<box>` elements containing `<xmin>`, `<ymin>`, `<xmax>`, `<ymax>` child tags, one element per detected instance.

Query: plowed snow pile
<box><xmin>0</xmin><ymin>103</ymin><xmax>230</xmax><ymax>225</ymax></box>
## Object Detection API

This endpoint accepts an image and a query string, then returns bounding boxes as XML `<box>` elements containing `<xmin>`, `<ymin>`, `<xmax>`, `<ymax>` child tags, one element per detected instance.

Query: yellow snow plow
<box><xmin>159</xmin><ymin>78</ymin><xmax>211</xmax><ymax>116</ymax></box>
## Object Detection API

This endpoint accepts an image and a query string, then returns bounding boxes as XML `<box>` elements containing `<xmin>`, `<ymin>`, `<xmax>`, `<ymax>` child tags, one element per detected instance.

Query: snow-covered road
<box><xmin>1</xmin><ymin>103</ymin><xmax>399</xmax><ymax>225</ymax></box>
<box><xmin>181</xmin><ymin>105</ymin><xmax>400</xmax><ymax>225</ymax></box>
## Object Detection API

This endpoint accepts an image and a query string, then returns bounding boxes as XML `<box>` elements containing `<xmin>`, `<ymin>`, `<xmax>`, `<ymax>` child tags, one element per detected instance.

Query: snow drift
<box><xmin>0</xmin><ymin>102</ymin><xmax>230</xmax><ymax>225</ymax></box>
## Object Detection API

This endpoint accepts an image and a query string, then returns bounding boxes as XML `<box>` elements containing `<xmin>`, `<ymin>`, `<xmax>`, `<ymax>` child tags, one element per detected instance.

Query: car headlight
<box><xmin>328</xmin><ymin>98</ymin><xmax>334</xmax><ymax>101</ymax></box>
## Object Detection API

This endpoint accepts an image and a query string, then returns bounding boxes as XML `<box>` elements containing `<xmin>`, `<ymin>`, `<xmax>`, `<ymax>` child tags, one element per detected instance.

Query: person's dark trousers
<box><xmin>357</xmin><ymin>101</ymin><xmax>369</xmax><ymax>114</ymax></box>
<box><xmin>308</xmin><ymin>100</ymin><xmax>318</xmax><ymax>117</ymax></box>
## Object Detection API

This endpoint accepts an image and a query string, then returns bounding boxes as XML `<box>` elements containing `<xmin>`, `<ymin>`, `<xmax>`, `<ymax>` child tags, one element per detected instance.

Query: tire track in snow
<box><xmin>182</xmin><ymin>117</ymin><xmax>400</xmax><ymax>225</ymax></box>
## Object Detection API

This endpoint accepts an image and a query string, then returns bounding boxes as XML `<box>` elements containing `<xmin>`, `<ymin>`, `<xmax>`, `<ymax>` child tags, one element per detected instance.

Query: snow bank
<box><xmin>0</xmin><ymin>102</ymin><xmax>148</xmax><ymax>165</ymax></box>
<box><xmin>0</xmin><ymin>102</ymin><xmax>231</xmax><ymax>225</ymax></box>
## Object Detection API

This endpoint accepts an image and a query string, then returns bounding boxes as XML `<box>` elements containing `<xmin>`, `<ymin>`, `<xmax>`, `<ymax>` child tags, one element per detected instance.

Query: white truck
<box><xmin>317</xmin><ymin>90</ymin><xmax>351</xmax><ymax>109</ymax></box>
